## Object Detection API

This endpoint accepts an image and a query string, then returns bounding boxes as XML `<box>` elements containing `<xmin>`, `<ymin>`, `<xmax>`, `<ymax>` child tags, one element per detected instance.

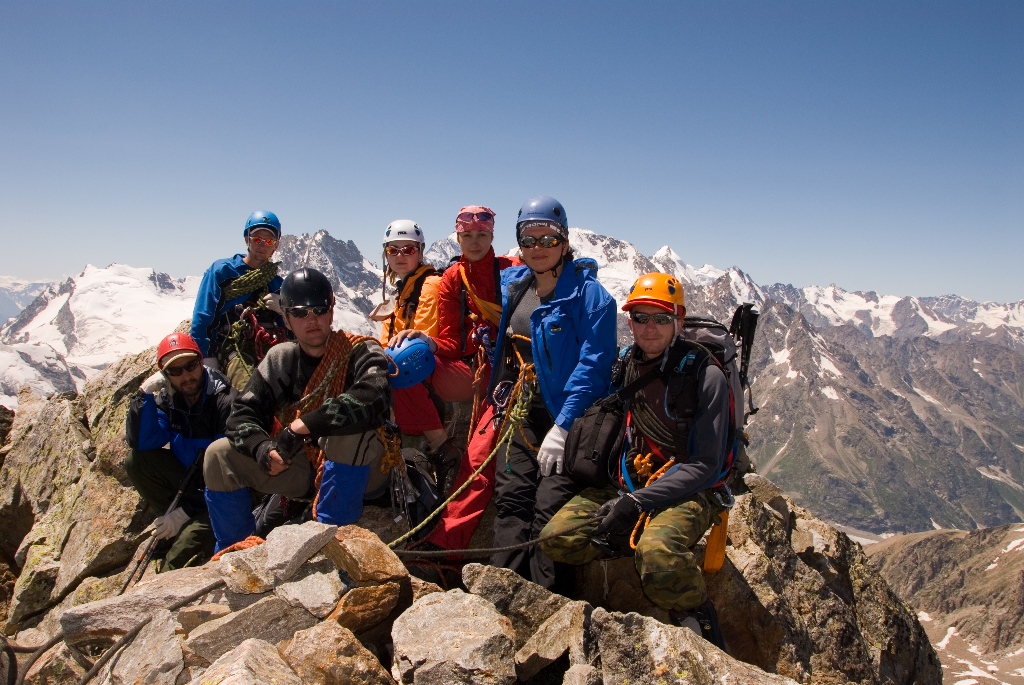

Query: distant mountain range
<box><xmin>2</xmin><ymin>228</ymin><xmax>1022</xmax><ymax>536</ymax></box>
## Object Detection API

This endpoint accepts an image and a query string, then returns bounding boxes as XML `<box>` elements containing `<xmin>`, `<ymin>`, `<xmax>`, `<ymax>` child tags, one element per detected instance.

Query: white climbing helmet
<box><xmin>383</xmin><ymin>219</ymin><xmax>425</xmax><ymax>246</ymax></box>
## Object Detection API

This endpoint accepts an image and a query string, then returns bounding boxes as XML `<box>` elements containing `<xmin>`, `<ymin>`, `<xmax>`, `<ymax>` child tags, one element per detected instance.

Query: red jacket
<box><xmin>434</xmin><ymin>248</ymin><xmax>518</xmax><ymax>360</ymax></box>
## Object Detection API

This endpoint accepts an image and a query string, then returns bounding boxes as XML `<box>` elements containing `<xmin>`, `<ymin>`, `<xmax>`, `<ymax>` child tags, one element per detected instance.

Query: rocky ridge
<box><xmin>1</xmin><ymin>491</ymin><xmax>940</xmax><ymax>685</ymax></box>
<box><xmin>868</xmin><ymin>524</ymin><xmax>1024</xmax><ymax>683</ymax></box>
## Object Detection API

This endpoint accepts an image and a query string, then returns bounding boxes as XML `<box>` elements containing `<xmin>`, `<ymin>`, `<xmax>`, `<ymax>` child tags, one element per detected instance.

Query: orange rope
<box><xmin>211</xmin><ymin>535</ymin><xmax>265</xmax><ymax>561</ymax></box>
<box><xmin>629</xmin><ymin>446</ymin><xmax>676</xmax><ymax>550</ymax></box>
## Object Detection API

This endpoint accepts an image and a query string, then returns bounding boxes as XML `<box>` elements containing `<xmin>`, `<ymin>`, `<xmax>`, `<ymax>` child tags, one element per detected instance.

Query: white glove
<box><xmin>140</xmin><ymin>371</ymin><xmax>168</xmax><ymax>395</ymax></box>
<box><xmin>262</xmin><ymin>293</ymin><xmax>284</xmax><ymax>315</ymax></box>
<box><xmin>537</xmin><ymin>425</ymin><xmax>569</xmax><ymax>477</ymax></box>
<box><xmin>152</xmin><ymin>507</ymin><xmax>189</xmax><ymax>540</ymax></box>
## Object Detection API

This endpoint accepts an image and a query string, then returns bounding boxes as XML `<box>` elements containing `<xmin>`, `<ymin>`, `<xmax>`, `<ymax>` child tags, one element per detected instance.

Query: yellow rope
<box><xmin>386</xmin><ymin>360</ymin><xmax>537</xmax><ymax>549</ymax></box>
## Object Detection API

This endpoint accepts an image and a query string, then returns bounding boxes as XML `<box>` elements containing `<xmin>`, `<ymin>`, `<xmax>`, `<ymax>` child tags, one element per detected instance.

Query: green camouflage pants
<box><xmin>540</xmin><ymin>486</ymin><xmax>722</xmax><ymax>612</ymax></box>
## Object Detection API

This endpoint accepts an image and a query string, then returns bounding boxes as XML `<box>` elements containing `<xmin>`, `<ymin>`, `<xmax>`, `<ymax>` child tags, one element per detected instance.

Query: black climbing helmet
<box><xmin>279</xmin><ymin>268</ymin><xmax>334</xmax><ymax>309</ymax></box>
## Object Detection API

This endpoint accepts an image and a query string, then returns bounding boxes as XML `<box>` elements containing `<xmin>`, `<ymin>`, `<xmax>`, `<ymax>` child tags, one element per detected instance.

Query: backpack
<box><xmin>679</xmin><ymin>304</ymin><xmax>760</xmax><ymax>485</ymax></box>
<box><xmin>386</xmin><ymin>266</ymin><xmax>439</xmax><ymax>338</ymax></box>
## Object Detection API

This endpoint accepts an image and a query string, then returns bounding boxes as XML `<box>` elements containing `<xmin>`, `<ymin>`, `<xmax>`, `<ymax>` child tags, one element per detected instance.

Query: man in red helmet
<box><xmin>125</xmin><ymin>332</ymin><xmax>236</xmax><ymax>570</ymax></box>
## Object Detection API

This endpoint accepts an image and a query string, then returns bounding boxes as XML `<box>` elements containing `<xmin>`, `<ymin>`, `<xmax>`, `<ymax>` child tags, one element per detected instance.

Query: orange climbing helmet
<box><xmin>622</xmin><ymin>272</ymin><xmax>686</xmax><ymax>316</ymax></box>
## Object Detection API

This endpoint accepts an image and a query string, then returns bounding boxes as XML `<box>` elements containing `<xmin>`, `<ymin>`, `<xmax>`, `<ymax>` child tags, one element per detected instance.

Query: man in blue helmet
<box><xmin>191</xmin><ymin>211</ymin><xmax>286</xmax><ymax>389</ymax></box>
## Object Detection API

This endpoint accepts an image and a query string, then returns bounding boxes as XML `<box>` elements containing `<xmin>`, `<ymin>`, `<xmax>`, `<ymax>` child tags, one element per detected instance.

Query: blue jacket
<box><xmin>190</xmin><ymin>254</ymin><xmax>284</xmax><ymax>358</ymax></box>
<box><xmin>125</xmin><ymin>369</ymin><xmax>236</xmax><ymax>469</ymax></box>
<box><xmin>488</xmin><ymin>259</ymin><xmax>617</xmax><ymax>431</ymax></box>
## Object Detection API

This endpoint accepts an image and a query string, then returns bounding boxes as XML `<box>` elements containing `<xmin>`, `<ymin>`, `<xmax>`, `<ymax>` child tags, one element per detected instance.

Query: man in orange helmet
<box><xmin>541</xmin><ymin>272</ymin><xmax>731</xmax><ymax>649</ymax></box>
<box><xmin>125</xmin><ymin>332</ymin><xmax>235</xmax><ymax>570</ymax></box>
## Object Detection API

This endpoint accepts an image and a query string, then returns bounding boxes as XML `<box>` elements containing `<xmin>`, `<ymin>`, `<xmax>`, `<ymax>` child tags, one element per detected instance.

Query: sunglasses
<box><xmin>248</xmin><ymin>236</ymin><xmax>279</xmax><ymax>247</ymax></box>
<box><xmin>385</xmin><ymin>245</ymin><xmax>420</xmax><ymax>256</ymax></box>
<box><xmin>164</xmin><ymin>357</ymin><xmax>202</xmax><ymax>376</ymax></box>
<box><xmin>629</xmin><ymin>311</ymin><xmax>678</xmax><ymax>326</ymax></box>
<box><xmin>287</xmin><ymin>305</ymin><xmax>331</xmax><ymax>318</ymax></box>
<box><xmin>457</xmin><ymin>211</ymin><xmax>494</xmax><ymax>223</ymax></box>
<box><xmin>518</xmin><ymin>235</ymin><xmax>565</xmax><ymax>249</ymax></box>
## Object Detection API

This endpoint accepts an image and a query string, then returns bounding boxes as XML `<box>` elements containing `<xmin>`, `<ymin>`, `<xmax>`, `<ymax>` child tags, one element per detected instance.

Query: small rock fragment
<box><xmin>322</xmin><ymin>526</ymin><xmax>408</xmax><ymax>584</ymax></box>
<box><xmin>275</xmin><ymin>570</ymin><xmax>348</xmax><ymax>618</ymax></box>
<box><xmin>176</xmin><ymin>603</ymin><xmax>231</xmax><ymax>636</ymax></box>
<box><xmin>328</xmin><ymin>581</ymin><xmax>401</xmax><ymax>634</ymax></box>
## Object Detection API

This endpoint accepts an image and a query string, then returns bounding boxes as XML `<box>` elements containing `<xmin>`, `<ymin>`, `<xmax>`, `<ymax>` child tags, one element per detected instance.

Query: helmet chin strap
<box><xmin>530</xmin><ymin>251</ymin><xmax>567</xmax><ymax>278</ymax></box>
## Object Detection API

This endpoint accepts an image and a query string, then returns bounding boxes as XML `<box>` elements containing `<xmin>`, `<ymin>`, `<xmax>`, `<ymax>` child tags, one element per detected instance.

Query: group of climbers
<box><xmin>123</xmin><ymin>197</ymin><xmax>744</xmax><ymax>649</ymax></box>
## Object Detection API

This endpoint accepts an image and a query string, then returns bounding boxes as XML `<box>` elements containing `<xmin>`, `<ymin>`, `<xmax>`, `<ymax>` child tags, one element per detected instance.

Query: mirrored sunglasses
<box><xmin>518</xmin><ymin>235</ymin><xmax>564</xmax><ymax>249</ymax></box>
<box><xmin>385</xmin><ymin>245</ymin><xmax>420</xmax><ymax>256</ymax></box>
<box><xmin>164</xmin><ymin>357</ymin><xmax>202</xmax><ymax>376</ymax></box>
<box><xmin>629</xmin><ymin>311</ymin><xmax>677</xmax><ymax>326</ymax></box>
<box><xmin>287</xmin><ymin>305</ymin><xmax>331</xmax><ymax>318</ymax></box>
<box><xmin>248</xmin><ymin>236</ymin><xmax>279</xmax><ymax>247</ymax></box>
<box><xmin>457</xmin><ymin>211</ymin><xmax>494</xmax><ymax>223</ymax></box>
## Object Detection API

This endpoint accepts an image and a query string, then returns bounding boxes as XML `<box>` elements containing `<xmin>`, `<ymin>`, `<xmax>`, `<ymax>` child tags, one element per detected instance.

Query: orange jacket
<box><xmin>379</xmin><ymin>265</ymin><xmax>441</xmax><ymax>345</ymax></box>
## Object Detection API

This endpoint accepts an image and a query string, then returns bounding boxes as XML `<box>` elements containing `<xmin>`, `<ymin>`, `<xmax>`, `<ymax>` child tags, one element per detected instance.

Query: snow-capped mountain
<box><xmin>275</xmin><ymin>230</ymin><xmax>382</xmax><ymax>336</ymax></box>
<box><xmin>0</xmin><ymin>277</ymin><xmax>51</xmax><ymax>325</ymax></box>
<box><xmin>0</xmin><ymin>265</ymin><xmax>199</xmax><ymax>405</ymax></box>
<box><xmin>423</xmin><ymin>232</ymin><xmax>461</xmax><ymax>269</ymax></box>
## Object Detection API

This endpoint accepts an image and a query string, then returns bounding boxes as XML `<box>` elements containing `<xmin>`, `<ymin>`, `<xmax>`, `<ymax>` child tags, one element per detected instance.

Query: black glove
<box><xmin>275</xmin><ymin>426</ymin><xmax>308</xmax><ymax>463</ymax></box>
<box><xmin>593</xmin><ymin>494</ymin><xmax>643</xmax><ymax>541</ymax></box>
<box><xmin>255</xmin><ymin>441</ymin><xmax>275</xmax><ymax>475</ymax></box>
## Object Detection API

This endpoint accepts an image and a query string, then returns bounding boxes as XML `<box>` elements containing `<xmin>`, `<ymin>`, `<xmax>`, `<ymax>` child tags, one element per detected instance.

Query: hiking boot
<box><xmin>427</xmin><ymin>440</ymin><xmax>463</xmax><ymax>499</ymax></box>
<box><xmin>670</xmin><ymin>598</ymin><xmax>726</xmax><ymax>652</ymax></box>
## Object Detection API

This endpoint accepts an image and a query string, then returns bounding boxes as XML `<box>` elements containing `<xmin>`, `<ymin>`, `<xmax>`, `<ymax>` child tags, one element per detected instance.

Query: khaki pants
<box><xmin>203</xmin><ymin>432</ymin><xmax>387</xmax><ymax>498</ymax></box>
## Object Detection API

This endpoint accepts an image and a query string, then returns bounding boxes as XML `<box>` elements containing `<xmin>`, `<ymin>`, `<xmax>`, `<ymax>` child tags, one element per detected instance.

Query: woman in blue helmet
<box><xmin>486</xmin><ymin>196</ymin><xmax>618</xmax><ymax>589</ymax></box>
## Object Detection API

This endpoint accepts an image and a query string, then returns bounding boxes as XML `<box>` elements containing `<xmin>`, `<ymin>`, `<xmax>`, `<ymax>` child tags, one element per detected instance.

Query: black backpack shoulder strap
<box><xmin>664</xmin><ymin>339</ymin><xmax>717</xmax><ymax>420</ymax></box>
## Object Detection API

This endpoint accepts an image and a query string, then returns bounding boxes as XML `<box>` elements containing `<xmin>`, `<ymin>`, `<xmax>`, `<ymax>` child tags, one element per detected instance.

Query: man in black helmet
<box><xmin>202</xmin><ymin>267</ymin><xmax>392</xmax><ymax>552</ymax></box>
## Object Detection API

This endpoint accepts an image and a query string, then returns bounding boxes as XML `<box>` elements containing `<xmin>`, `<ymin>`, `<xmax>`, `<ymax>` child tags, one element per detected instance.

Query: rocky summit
<box><xmin>0</xmin><ymin>349</ymin><xmax>943</xmax><ymax>683</ymax></box>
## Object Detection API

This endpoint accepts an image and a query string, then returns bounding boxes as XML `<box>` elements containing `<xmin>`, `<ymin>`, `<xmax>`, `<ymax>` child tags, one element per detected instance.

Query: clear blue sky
<box><xmin>2</xmin><ymin>2</ymin><xmax>1021</xmax><ymax>302</ymax></box>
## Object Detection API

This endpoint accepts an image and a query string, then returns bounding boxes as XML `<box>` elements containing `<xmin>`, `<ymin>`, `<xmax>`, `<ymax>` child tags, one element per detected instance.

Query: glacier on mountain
<box><xmin>0</xmin><ymin>227</ymin><xmax>1021</xmax><ymax>411</ymax></box>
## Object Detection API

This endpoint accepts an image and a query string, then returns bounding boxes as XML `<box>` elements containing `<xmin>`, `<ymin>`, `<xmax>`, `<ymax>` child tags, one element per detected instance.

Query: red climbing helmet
<box><xmin>156</xmin><ymin>332</ymin><xmax>202</xmax><ymax>369</ymax></box>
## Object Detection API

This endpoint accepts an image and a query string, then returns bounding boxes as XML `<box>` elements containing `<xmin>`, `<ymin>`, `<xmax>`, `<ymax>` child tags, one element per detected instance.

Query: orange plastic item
<box><xmin>702</xmin><ymin>511</ymin><xmax>729</xmax><ymax>573</ymax></box>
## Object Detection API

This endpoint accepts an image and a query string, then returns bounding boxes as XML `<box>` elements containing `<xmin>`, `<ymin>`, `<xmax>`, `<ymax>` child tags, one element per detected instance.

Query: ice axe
<box><xmin>118</xmin><ymin>449</ymin><xmax>206</xmax><ymax>595</ymax></box>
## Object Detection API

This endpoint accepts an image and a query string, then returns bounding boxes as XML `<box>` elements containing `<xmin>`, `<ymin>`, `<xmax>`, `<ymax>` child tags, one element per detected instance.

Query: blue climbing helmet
<box><xmin>243</xmin><ymin>210</ymin><xmax>282</xmax><ymax>238</ymax></box>
<box><xmin>515</xmin><ymin>196</ymin><xmax>568</xmax><ymax>241</ymax></box>
<box><xmin>385</xmin><ymin>337</ymin><xmax>436</xmax><ymax>389</ymax></box>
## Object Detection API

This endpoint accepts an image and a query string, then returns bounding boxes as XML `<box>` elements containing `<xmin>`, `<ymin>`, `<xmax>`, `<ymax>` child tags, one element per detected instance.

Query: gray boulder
<box><xmin>59</xmin><ymin>564</ymin><xmax>223</xmax><ymax>645</ymax></box>
<box><xmin>183</xmin><ymin>594</ymin><xmax>317</xmax><ymax>665</ymax></box>
<box><xmin>391</xmin><ymin>589</ymin><xmax>516</xmax><ymax>685</ymax></box>
<box><xmin>279</xmin><ymin>620</ymin><xmax>396</xmax><ymax>685</ymax></box>
<box><xmin>262</xmin><ymin>520</ymin><xmax>338</xmax><ymax>582</ymax></box>
<box><xmin>187</xmin><ymin>637</ymin><xmax>302</xmax><ymax>685</ymax></box>
<box><xmin>593</xmin><ymin>608</ymin><xmax>798</xmax><ymax>685</ymax></box>
<box><xmin>514</xmin><ymin>600</ymin><xmax>598</xmax><ymax>681</ymax></box>
<box><xmin>275</xmin><ymin>570</ymin><xmax>347</xmax><ymax>618</ymax></box>
<box><xmin>108</xmin><ymin>608</ymin><xmax>183</xmax><ymax>685</ymax></box>
<box><xmin>461</xmin><ymin>563</ymin><xmax>570</xmax><ymax>649</ymax></box>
